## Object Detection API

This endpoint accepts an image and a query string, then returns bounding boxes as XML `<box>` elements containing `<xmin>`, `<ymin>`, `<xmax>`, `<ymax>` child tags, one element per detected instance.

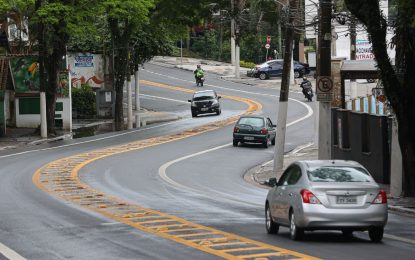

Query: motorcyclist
<box><xmin>300</xmin><ymin>76</ymin><xmax>313</xmax><ymax>101</ymax></box>
<box><xmin>194</xmin><ymin>65</ymin><xmax>205</xmax><ymax>86</ymax></box>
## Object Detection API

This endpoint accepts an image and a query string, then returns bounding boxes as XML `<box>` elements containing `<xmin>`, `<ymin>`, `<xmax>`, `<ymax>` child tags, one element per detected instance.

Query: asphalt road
<box><xmin>0</xmin><ymin>63</ymin><xmax>414</xmax><ymax>260</ymax></box>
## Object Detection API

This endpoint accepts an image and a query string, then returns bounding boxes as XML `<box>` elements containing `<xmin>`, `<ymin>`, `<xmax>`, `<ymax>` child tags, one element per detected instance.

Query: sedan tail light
<box><xmin>233</xmin><ymin>127</ymin><xmax>240</xmax><ymax>133</ymax></box>
<box><xmin>372</xmin><ymin>190</ymin><xmax>387</xmax><ymax>204</ymax></box>
<box><xmin>260</xmin><ymin>128</ymin><xmax>268</xmax><ymax>134</ymax></box>
<box><xmin>300</xmin><ymin>189</ymin><xmax>321</xmax><ymax>204</ymax></box>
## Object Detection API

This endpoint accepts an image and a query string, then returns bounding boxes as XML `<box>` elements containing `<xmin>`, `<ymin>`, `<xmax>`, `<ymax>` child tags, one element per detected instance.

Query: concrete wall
<box><xmin>332</xmin><ymin>109</ymin><xmax>391</xmax><ymax>184</ymax></box>
<box><xmin>15</xmin><ymin>97</ymin><xmax>71</xmax><ymax>130</ymax></box>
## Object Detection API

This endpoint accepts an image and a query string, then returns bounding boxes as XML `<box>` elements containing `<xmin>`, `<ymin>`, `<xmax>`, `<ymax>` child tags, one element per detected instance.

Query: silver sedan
<box><xmin>265</xmin><ymin>160</ymin><xmax>388</xmax><ymax>242</ymax></box>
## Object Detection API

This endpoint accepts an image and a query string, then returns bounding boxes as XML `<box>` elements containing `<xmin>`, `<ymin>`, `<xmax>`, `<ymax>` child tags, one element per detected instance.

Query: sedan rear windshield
<box><xmin>237</xmin><ymin>117</ymin><xmax>264</xmax><ymax>127</ymax></box>
<box><xmin>307</xmin><ymin>166</ymin><xmax>372</xmax><ymax>183</ymax></box>
<box><xmin>193</xmin><ymin>92</ymin><xmax>215</xmax><ymax>101</ymax></box>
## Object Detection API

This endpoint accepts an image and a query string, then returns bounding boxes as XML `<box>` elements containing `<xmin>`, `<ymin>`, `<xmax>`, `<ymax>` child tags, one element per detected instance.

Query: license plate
<box><xmin>201</xmin><ymin>108</ymin><xmax>208</xmax><ymax>111</ymax></box>
<box><xmin>337</xmin><ymin>196</ymin><xmax>357</xmax><ymax>204</ymax></box>
<box><xmin>244</xmin><ymin>136</ymin><xmax>254</xmax><ymax>140</ymax></box>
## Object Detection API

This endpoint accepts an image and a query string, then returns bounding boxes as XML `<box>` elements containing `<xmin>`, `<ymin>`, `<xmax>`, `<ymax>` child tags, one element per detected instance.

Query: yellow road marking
<box><xmin>239</xmin><ymin>252</ymin><xmax>284</xmax><ymax>259</ymax></box>
<box><xmin>221</xmin><ymin>247</ymin><xmax>266</xmax><ymax>253</ymax></box>
<box><xmin>32</xmin><ymin>81</ymin><xmax>318</xmax><ymax>259</ymax></box>
<box><xmin>175</xmin><ymin>232</ymin><xmax>215</xmax><ymax>238</ymax></box>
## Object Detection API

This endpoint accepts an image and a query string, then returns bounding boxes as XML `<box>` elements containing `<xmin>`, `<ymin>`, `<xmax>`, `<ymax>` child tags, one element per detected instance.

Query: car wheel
<box><xmin>294</xmin><ymin>71</ymin><xmax>300</xmax><ymax>78</ymax></box>
<box><xmin>369</xmin><ymin>226</ymin><xmax>384</xmax><ymax>242</ymax></box>
<box><xmin>265</xmin><ymin>203</ymin><xmax>279</xmax><ymax>234</ymax></box>
<box><xmin>289</xmin><ymin>211</ymin><xmax>304</xmax><ymax>241</ymax></box>
<box><xmin>233</xmin><ymin>140</ymin><xmax>238</xmax><ymax>147</ymax></box>
<box><xmin>271</xmin><ymin>137</ymin><xmax>276</xmax><ymax>146</ymax></box>
<box><xmin>216</xmin><ymin>109</ymin><xmax>221</xmax><ymax>115</ymax></box>
<box><xmin>263</xmin><ymin>139</ymin><xmax>269</xmax><ymax>148</ymax></box>
<box><xmin>192</xmin><ymin>112</ymin><xmax>197</xmax><ymax>118</ymax></box>
<box><xmin>259</xmin><ymin>72</ymin><xmax>268</xmax><ymax>80</ymax></box>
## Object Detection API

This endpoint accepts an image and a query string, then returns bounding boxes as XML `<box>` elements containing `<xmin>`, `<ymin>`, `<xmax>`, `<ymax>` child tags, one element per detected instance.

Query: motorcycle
<box><xmin>196</xmin><ymin>76</ymin><xmax>205</xmax><ymax>87</ymax></box>
<box><xmin>300</xmin><ymin>81</ymin><xmax>313</xmax><ymax>102</ymax></box>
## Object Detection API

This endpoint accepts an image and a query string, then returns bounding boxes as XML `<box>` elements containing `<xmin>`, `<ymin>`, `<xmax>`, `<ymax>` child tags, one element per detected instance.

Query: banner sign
<box><xmin>74</xmin><ymin>56</ymin><xmax>94</xmax><ymax>67</ymax></box>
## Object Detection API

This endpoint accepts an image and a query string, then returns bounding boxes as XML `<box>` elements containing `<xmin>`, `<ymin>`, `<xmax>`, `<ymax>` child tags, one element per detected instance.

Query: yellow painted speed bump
<box><xmin>33</xmin><ymin>81</ymin><xmax>318</xmax><ymax>259</ymax></box>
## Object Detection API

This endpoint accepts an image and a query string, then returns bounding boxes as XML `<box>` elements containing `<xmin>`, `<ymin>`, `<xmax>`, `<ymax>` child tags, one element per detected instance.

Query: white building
<box><xmin>305</xmin><ymin>0</ymin><xmax>395</xmax><ymax>61</ymax></box>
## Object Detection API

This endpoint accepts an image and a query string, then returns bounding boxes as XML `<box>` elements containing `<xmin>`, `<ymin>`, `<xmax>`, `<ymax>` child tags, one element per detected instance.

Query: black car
<box><xmin>233</xmin><ymin>116</ymin><xmax>276</xmax><ymax>148</ymax></box>
<box><xmin>188</xmin><ymin>90</ymin><xmax>221</xmax><ymax>117</ymax></box>
<box><xmin>247</xmin><ymin>59</ymin><xmax>309</xmax><ymax>80</ymax></box>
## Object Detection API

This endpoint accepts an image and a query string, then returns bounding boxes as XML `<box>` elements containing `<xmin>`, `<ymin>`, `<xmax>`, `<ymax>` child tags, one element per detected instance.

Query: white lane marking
<box><xmin>384</xmin><ymin>234</ymin><xmax>415</xmax><ymax>245</ymax></box>
<box><xmin>0</xmin><ymin>243</ymin><xmax>26</xmax><ymax>260</ymax></box>
<box><xmin>158</xmin><ymin>100</ymin><xmax>314</xmax><ymax>207</ymax></box>
<box><xmin>0</xmin><ymin>119</ymin><xmax>191</xmax><ymax>159</ymax></box>
<box><xmin>140</xmin><ymin>94</ymin><xmax>189</xmax><ymax>104</ymax></box>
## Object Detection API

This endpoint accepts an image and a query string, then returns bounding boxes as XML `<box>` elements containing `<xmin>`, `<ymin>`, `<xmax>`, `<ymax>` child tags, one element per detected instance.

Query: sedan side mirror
<box><xmin>218</xmin><ymin>96</ymin><xmax>222</xmax><ymax>99</ymax></box>
<box><xmin>272</xmin><ymin>124</ymin><xmax>277</xmax><ymax>128</ymax></box>
<box><xmin>188</xmin><ymin>100</ymin><xmax>192</xmax><ymax>102</ymax></box>
<box><xmin>265</xmin><ymin>177</ymin><xmax>277</xmax><ymax>187</ymax></box>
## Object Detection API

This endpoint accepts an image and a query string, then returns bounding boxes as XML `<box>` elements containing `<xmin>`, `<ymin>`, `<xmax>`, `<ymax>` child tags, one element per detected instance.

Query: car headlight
<box><xmin>211</xmin><ymin>100</ymin><xmax>219</xmax><ymax>107</ymax></box>
<box><xmin>191</xmin><ymin>102</ymin><xmax>197</xmax><ymax>107</ymax></box>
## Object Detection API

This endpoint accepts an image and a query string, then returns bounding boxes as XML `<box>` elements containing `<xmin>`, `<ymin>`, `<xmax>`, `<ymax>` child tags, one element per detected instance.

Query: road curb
<box><xmin>388</xmin><ymin>205</ymin><xmax>415</xmax><ymax>216</ymax></box>
<box><xmin>28</xmin><ymin>133</ymin><xmax>73</xmax><ymax>146</ymax></box>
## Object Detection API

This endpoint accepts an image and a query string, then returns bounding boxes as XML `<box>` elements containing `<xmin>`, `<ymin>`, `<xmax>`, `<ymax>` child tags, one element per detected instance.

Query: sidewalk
<box><xmin>0</xmin><ymin>109</ymin><xmax>180</xmax><ymax>151</ymax></box>
<box><xmin>245</xmin><ymin>143</ymin><xmax>415</xmax><ymax>216</ymax></box>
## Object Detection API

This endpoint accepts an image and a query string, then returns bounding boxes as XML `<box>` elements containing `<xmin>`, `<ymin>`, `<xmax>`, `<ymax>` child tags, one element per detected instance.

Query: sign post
<box><xmin>265</xmin><ymin>43</ymin><xmax>270</xmax><ymax>62</ymax></box>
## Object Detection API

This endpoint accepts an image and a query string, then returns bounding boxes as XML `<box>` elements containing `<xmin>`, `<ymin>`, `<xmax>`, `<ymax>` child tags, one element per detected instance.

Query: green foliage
<box><xmin>72</xmin><ymin>84</ymin><xmax>96</xmax><ymax>117</ymax></box>
<box><xmin>240</xmin><ymin>60</ymin><xmax>256</xmax><ymax>68</ymax></box>
<box><xmin>190</xmin><ymin>30</ymin><xmax>221</xmax><ymax>60</ymax></box>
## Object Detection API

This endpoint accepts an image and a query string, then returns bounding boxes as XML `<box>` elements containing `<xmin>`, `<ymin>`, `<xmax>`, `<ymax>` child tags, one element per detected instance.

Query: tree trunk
<box><xmin>45</xmin><ymin>50</ymin><xmax>61</xmax><ymax>134</ymax></box>
<box><xmin>110</xmin><ymin>18</ymin><xmax>132</xmax><ymax>131</ymax></box>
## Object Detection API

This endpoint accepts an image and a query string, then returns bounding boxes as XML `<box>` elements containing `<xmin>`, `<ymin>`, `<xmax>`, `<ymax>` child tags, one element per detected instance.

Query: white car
<box><xmin>265</xmin><ymin>160</ymin><xmax>388</xmax><ymax>242</ymax></box>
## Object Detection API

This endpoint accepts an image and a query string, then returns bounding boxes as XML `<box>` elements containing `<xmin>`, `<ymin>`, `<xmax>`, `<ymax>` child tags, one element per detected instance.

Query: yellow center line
<box><xmin>32</xmin><ymin>80</ymin><xmax>319</xmax><ymax>260</ymax></box>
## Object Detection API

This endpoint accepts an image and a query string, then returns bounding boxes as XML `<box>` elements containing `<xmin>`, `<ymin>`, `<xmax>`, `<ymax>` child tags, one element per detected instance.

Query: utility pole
<box><xmin>350</xmin><ymin>15</ymin><xmax>357</xmax><ymax>99</ymax></box>
<box><xmin>233</xmin><ymin>0</ymin><xmax>241</xmax><ymax>79</ymax></box>
<box><xmin>273</xmin><ymin>0</ymin><xmax>298</xmax><ymax>174</ymax></box>
<box><xmin>231</xmin><ymin>0</ymin><xmax>236</xmax><ymax>65</ymax></box>
<box><xmin>317</xmin><ymin>0</ymin><xmax>333</xmax><ymax>159</ymax></box>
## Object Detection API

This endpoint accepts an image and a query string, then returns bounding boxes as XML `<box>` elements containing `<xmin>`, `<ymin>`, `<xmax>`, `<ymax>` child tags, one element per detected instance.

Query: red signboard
<box><xmin>267</xmin><ymin>36</ymin><xmax>271</xmax><ymax>44</ymax></box>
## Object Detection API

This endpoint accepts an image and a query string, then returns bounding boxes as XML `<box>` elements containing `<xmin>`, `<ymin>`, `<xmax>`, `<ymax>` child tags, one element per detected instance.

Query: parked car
<box><xmin>265</xmin><ymin>160</ymin><xmax>388</xmax><ymax>242</ymax></box>
<box><xmin>247</xmin><ymin>59</ymin><xmax>310</xmax><ymax>80</ymax></box>
<box><xmin>188</xmin><ymin>90</ymin><xmax>221</xmax><ymax>117</ymax></box>
<box><xmin>233</xmin><ymin>116</ymin><xmax>276</xmax><ymax>148</ymax></box>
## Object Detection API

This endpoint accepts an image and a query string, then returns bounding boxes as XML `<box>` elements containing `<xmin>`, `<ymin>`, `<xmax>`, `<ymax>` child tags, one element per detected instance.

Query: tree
<box><xmin>102</xmin><ymin>0</ymin><xmax>154</xmax><ymax>131</ymax></box>
<box><xmin>344</xmin><ymin>0</ymin><xmax>415</xmax><ymax>196</ymax></box>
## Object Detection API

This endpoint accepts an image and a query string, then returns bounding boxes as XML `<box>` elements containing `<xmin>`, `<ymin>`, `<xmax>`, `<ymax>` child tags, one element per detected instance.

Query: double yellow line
<box><xmin>33</xmin><ymin>81</ymin><xmax>318</xmax><ymax>260</ymax></box>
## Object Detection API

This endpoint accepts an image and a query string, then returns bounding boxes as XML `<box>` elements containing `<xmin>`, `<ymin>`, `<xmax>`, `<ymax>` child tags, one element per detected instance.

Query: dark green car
<box><xmin>233</xmin><ymin>116</ymin><xmax>277</xmax><ymax>148</ymax></box>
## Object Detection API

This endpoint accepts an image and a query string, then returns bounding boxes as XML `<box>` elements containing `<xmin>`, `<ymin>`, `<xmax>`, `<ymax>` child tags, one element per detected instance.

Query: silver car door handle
<box><xmin>288</xmin><ymin>193</ymin><xmax>293</xmax><ymax>197</ymax></box>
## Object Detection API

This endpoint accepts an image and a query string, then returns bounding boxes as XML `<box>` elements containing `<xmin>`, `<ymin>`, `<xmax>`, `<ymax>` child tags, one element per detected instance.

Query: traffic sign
<box><xmin>265</xmin><ymin>43</ymin><xmax>270</xmax><ymax>49</ymax></box>
<box><xmin>317</xmin><ymin>76</ymin><xmax>333</xmax><ymax>93</ymax></box>
<box><xmin>316</xmin><ymin>76</ymin><xmax>333</xmax><ymax>102</ymax></box>
<box><xmin>267</xmin><ymin>36</ymin><xmax>271</xmax><ymax>44</ymax></box>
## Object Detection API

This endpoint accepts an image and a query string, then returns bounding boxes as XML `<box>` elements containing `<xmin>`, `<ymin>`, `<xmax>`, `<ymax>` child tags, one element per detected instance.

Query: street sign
<box><xmin>267</xmin><ymin>36</ymin><xmax>271</xmax><ymax>44</ymax></box>
<box><xmin>265</xmin><ymin>43</ymin><xmax>270</xmax><ymax>49</ymax></box>
<box><xmin>316</xmin><ymin>76</ymin><xmax>333</xmax><ymax>102</ymax></box>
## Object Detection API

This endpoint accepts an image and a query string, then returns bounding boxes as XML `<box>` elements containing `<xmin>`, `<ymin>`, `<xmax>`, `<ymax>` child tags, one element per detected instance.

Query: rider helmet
<box><xmin>197</xmin><ymin>64</ymin><xmax>201</xmax><ymax>68</ymax></box>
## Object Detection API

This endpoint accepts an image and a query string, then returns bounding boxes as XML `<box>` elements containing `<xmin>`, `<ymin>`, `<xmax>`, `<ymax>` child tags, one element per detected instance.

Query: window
<box><xmin>287</xmin><ymin>166</ymin><xmax>302</xmax><ymax>185</ymax></box>
<box><xmin>307</xmin><ymin>166</ymin><xmax>371</xmax><ymax>183</ymax></box>
<box><xmin>277</xmin><ymin>169</ymin><xmax>291</xmax><ymax>186</ymax></box>
<box><xmin>193</xmin><ymin>91</ymin><xmax>215</xmax><ymax>101</ymax></box>
<box><xmin>238</xmin><ymin>117</ymin><xmax>264</xmax><ymax>127</ymax></box>
<box><xmin>277</xmin><ymin>166</ymin><xmax>302</xmax><ymax>186</ymax></box>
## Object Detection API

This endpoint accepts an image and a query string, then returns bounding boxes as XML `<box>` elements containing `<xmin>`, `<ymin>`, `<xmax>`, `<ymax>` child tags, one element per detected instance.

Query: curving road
<box><xmin>0</xmin><ymin>63</ymin><xmax>415</xmax><ymax>260</ymax></box>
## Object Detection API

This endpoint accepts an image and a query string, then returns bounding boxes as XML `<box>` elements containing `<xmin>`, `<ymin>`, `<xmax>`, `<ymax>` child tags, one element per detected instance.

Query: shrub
<box><xmin>72</xmin><ymin>84</ymin><xmax>96</xmax><ymax>117</ymax></box>
<box><xmin>240</xmin><ymin>60</ymin><xmax>256</xmax><ymax>68</ymax></box>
